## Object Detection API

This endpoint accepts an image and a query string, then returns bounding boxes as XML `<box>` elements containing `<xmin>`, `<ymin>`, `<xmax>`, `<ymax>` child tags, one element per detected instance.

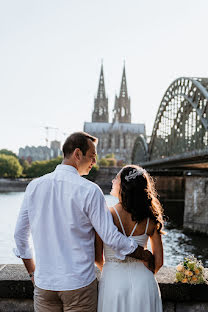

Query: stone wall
<box><xmin>0</xmin><ymin>179</ymin><xmax>29</xmax><ymax>192</ymax></box>
<box><xmin>0</xmin><ymin>265</ymin><xmax>208</xmax><ymax>312</ymax></box>
<box><xmin>94</xmin><ymin>166</ymin><xmax>120</xmax><ymax>194</ymax></box>
<box><xmin>154</xmin><ymin>176</ymin><xmax>185</xmax><ymax>225</ymax></box>
<box><xmin>184</xmin><ymin>176</ymin><xmax>208</xmax><ymax>234</ymax></box>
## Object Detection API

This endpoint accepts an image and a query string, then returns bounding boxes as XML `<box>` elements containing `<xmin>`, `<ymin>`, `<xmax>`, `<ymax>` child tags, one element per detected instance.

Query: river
<box><xmin>0</xmin><ymin>192</ymin><xmax>207</xmax><ymax>267</ymax></box>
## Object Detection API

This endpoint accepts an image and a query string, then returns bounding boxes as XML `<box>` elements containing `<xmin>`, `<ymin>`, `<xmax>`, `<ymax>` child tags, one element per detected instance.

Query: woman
<box><xmin>95</xmin><ymin>165</ymin><xmax>164</xmax><ymax>312</ymax></box>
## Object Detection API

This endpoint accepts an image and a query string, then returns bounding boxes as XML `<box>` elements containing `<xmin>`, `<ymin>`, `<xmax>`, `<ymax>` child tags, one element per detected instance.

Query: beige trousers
<box><xmin>34</xmin><ymin>280</ymin><xmax>98</xmax><ymax>312</ymax></box>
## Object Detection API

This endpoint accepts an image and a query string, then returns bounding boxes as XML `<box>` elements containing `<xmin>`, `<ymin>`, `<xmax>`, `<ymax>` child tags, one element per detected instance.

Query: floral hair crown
<box><xmin>124</xmin><ymin>168</ymin><xmax>145</xmax><ymax>182</ymax></box>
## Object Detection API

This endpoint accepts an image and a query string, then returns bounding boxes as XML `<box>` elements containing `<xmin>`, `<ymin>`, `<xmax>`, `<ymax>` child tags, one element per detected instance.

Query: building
<box><xmin>84</xmin><ymin>64</ymin><xmax>146</xmax><ymax>163</ymax></box>
<box><xmin>19</xmin><ymin>140</ymin><xmax>62</xmax><ymax>163</ymax></box>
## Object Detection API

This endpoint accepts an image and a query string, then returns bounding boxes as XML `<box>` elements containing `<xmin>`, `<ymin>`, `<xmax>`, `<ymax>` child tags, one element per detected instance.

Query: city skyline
<box><xmin>1</xmin><ymin>0</ymin><xmax>208</xmax><ymax>153</ymax></box>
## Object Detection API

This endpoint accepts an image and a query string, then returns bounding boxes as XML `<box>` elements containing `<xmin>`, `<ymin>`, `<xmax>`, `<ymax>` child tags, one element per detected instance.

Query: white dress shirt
<box><xmin>14</xmin><ymin>164</ymin><xmax>138</xmax><ymax>291</ymax></box>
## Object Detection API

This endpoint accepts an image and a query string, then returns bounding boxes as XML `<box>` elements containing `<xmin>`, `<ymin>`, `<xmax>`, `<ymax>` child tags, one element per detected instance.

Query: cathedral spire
<box><xmin>97</xmin><ymin>63</ymin><xmax>106</xmax><ymax>99</ymax></box>
<box><xmin>119</xmin><ymin>64</ymin><xmax>128</xmax><ymax>98</ymax></box>
<box><xmin>113</xmin><ymin>64</ymin><xmax>131</xmax><ymax>123</ymax></box>
<box><xmin>92</xmin><ymin>63</ymin><xmax>109</xmax><ymax>123</ymax></box>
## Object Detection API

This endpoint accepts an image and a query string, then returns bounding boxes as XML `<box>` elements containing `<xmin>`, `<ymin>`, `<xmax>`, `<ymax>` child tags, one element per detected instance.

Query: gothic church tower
<box><xmin>113</xmin><ymin>65</ymin><xmax>131</xmax><ymax>123</ymax></box>
<box><xmin>92</xmin><ymin>64</ymin><xmax>109</xmax><ymax>123</ymax></box>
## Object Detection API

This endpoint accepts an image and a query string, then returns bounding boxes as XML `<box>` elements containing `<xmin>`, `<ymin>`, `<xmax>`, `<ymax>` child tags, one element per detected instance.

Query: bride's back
<box><xmin>109</xmin><ymin>204</ymin><xmax>155</xmax><ymax>237</ymax></box>
<box><xmin>97</xmin><ymin>166</ymin><xmax>163</xmax><ymax>312</ymax></box>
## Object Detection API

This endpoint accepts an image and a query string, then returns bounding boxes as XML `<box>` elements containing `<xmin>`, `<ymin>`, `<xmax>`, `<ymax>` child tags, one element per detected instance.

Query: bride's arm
<box><xmin>95</xmin><ymin>232</ymin><xmax>104</xmax><ymax>271</ymax></box>
<box><xmin>149</xmin><ymin>227</ymin><xmax>163</xmax><ymax>274</ymax></box>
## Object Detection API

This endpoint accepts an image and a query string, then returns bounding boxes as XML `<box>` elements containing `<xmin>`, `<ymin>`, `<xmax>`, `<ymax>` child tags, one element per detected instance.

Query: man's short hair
<box><xmin>62</xmin><ymin>132</ymin><xmax>98</xmax><ymax>157</ymax></box>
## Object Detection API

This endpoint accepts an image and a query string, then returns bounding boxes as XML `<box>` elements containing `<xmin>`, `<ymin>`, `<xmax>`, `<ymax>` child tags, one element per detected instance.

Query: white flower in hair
<box><xmin>125</xmin><ymin>169</ymin><xmax>140</xmax><ymax>182</ymax></box>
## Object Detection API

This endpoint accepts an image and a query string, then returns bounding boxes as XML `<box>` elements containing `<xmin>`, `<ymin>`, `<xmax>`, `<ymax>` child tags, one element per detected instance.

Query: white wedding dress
<box><xmin>97</xmin><ymin>207</ymin><xmax>163</xmax><ymax>312</ymax></box>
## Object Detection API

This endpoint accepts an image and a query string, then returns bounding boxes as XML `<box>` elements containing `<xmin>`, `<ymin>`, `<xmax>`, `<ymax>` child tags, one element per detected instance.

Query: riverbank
<box><xmin>0</xmin><ymin>179</ymin><xmax>30</xmax><ymax>192</ymax></box>
<box><xmin>0</xmin><ymin>168</ymin><xmax>117</xmax><ymax>193</ymax></box>
<box><xmin>0</xmin><ymin>265</ymin><xmax>207</xmax><ymax>312</ymax></box>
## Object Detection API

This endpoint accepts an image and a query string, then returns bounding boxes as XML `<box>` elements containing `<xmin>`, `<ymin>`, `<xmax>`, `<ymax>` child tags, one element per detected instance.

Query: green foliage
<box><xmin>0</xmin><ymin>154</ymin><xmax>22</xmax><ymax>178</ymax></box>
<box><xmin>176</xmin><ymin>272</ymin><xmax>183</xmax><ymax>282</ymax></box>
<box><xmin>106</xmin><ymin>158</ymin><xmax>117</xmax><ymax>167</ymax></box>
<box><xmin>0</xmin><ymin>149</ymin><xmax>17</xmax><ymax>158</ymax></box>
<box><xmin>105</xmin><ymin>153</ymin><xmax>115</xmax><ymax>159</ymax></box>
<box><xmin>98</xmin><ymin>154</ymin><xmax>117</xmax><ymax>167</ymax></box>
<box><xmin>98</xmin><ymin>158</ymin><xmax>109</xmax><ymax>167</ymax></box>
<box><xmin>19</xmin><ymin>159</ymin><xmax>30</xmax><ymax>175</ymax></box>
<box><xmin>25</xmin><ymin>156</ymin><xmax>63</xmax><ymax>178</ymax></box>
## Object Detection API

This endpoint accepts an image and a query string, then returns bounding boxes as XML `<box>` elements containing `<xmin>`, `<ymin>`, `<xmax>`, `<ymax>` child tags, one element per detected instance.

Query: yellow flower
<box><xmin>182</xmin><ymin>278</ymin><xmax>188</xmax><ymax>283</ymax></box>
<box><xmin>191</xmin><ymin>276</ymin><xmax>198</xmax><ymax>282</ymax></box>
<box><xmin>194</xmin><ymin>269</ymin><xmax>200</xmax><ymax>275</ymax></box>
<box><xmin>177</xmin><ymin>264</ymin><xmax>184</xmax><ymax>272</ymax></box>
<box><xmin>185</xmin><ymin>270</ymin><xmax>193</xmax><ymax>277</ymax></box>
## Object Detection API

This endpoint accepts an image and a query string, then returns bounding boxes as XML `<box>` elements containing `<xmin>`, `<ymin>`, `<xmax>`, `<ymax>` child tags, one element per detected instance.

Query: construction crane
<box><xmin>44</xmin><ymin>126</ymin><xmax>59</xmax><ymax>146</ymax></box>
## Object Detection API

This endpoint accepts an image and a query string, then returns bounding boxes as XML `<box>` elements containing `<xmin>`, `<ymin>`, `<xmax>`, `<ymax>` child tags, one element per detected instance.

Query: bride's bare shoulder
<box><xmin>108</xmin><ymin>206</ymin><xmax>115</xmax><ymax>216</ymax></box>
<box><xmin>108</xmin><ymin>206</ymin><xmax>119</xmax><ymax>223</ymax></box>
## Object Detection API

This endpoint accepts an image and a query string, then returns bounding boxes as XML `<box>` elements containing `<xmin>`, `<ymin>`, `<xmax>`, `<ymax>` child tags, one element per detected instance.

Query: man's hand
<box><xmin>128</xmin><ymin>245</ymin><xmax>155</xmax><ymax>273</ymax></box>
<box><xmin>142</xmin><ymin>249</ymin><xmax>155</xmax><ymax>273</ymax></box>
<box><xmin>22</xmin><ymin>258</ymin><xmax>36</xmax><ymax>285</ymax></box>
<box><xmin>30</xmin><ymin>274</ymin><xmax>35</xmax><ymax>286</ymax></box>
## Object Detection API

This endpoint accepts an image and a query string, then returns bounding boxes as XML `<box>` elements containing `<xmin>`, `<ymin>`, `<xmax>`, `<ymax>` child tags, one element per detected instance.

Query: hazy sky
<box><xmin>1</xmin><ymin>0</ymin><xmax>208</xmax><ymax>153</ymax></box>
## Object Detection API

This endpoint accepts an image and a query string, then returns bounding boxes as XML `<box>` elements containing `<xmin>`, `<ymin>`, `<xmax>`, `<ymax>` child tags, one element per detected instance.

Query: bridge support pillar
<box><xmin>184</xmin><ymin>176</ymin><xmax>208</xmax><ymax>234</ymax></box>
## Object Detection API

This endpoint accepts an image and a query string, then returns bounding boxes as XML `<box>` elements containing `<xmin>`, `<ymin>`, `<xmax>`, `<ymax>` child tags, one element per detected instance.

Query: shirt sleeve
<box><xmin>13</xmin><ymin>185</ymin><xmax>33</xmax><ymax>259</ymax></box>
<box><xmin>86</xmin><ymin>186</ymin><xmax>138</xmax><ymax>260</ymax></box>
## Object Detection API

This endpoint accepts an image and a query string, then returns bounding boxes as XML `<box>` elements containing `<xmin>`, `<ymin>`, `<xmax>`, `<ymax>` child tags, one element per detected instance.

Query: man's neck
<box><xmin>62</xmin><ymin>159</ymin><xmax>80</xmax><ymax>175</ymax></box>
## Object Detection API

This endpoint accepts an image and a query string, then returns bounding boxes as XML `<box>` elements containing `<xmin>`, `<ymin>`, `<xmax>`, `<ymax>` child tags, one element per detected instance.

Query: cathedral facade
<box><xmin>84</xmin><ymin>64</ymin><xmax>146</xmax><ymax>163</ymax></box>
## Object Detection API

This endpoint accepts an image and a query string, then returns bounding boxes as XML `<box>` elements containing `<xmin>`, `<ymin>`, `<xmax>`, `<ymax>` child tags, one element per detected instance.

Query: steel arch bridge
<box><xmin>132</xmin><ymin>77</ymin><xmax>208</xmax><ymax>167</ymax></box>
<box><xmin>131</xmin><ymin>135</ymin><xmax>148</xmax><ymax>164</ymax></box>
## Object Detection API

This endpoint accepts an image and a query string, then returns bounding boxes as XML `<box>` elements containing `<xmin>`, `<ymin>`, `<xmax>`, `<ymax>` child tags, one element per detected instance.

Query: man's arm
<box><xmin>95</xmin><ymin>232</ymin><xmax>104</xmax><ymax>271</ymax></box>
<box><xmin>86</xmin><ymin>186</ymin><xmax>153</xmax><ymax>267</ymax></box>
<box><xmin>14</xmin><ymin>187</ymin><xmax>35</xmax><ymax>283</ymax></box>
<box><xmin>22</xmin><ymin>259</ymin><xmax>35</xmax><ymax>284</ymax></box>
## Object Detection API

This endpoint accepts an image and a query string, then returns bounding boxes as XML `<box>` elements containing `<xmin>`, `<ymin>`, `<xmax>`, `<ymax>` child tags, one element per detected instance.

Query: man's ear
<box><xmin>74</xmin><ymin>148</ymin><xmax>82</xmax><ymax>161</ymax></box>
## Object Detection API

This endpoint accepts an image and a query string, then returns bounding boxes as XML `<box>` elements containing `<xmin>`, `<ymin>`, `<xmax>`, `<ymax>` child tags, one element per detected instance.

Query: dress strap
<box><xmin>129</xmin><ymin>222</ymin><xmax>138</xmax><ymax>237</ymax></box>
<box><xmin>144</xmin><ymin>218</ymin><xmax>150</xmax><ymax>234</ymax></box>
<box><xmin>113</xmin><ymin>206</ymin><xmax>127</xmax><ymax>236</ymax></box>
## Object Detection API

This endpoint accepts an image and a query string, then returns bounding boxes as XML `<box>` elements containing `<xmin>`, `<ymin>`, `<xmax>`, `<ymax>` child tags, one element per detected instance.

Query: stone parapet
<box><xmin>0</xmin><ymin>265</ymin><xmax>208</xmax><ymax>312</ymax></box>
<box><xmin>0</xmin><ymin>179</ymin><xmax>29</xmax><ymax>192</ymax></box>
<box><xmin>184</xmin><ymin>176</ymin><xmax>208</xmax><ymax>235</ymax></box>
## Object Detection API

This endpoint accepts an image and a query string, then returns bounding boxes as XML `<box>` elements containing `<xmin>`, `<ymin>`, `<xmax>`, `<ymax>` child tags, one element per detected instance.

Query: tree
<box><xmin>0</xmin><ymin>154</ymin><xmax>22</xmax><ymax>178</ymax></box>
<box><xmin>98</xmin><ymin>158</ymin><xmax>109</xmax><ymax>167</ymax></box>
<box><xmin>25</xmin><ymin>157</ymin><xmax>63</xmax><ymax>178</ymax></box>
<box><xmin>98</xmin><ymin>154</ymin><xmax>117</xmax><ymax>167</ymax></box>
<box><xmin>19</xmin><ymin>159</ymin><xmax>30</xmax><ymax>175</ymax></box>
<box><xmin>0</xmin><ymin>149</ymin><xmax>17</xmax><ymax>158</ymax></box>
<box><xmin>106</xmin><ymin>158</ymin><xmax>117</xmax><ymax>167</ymax></box>
<box><xmin>105</xmin><ymin>153</ymin><xmax>115</xmax><ymax>159</ymax></box>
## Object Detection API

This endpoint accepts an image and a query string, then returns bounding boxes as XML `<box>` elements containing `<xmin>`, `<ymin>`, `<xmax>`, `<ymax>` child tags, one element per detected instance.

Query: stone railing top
<box><xmin>0</xmin><ymin>265</ymin><xmax>207</xmax><ymax>301</ymax></box>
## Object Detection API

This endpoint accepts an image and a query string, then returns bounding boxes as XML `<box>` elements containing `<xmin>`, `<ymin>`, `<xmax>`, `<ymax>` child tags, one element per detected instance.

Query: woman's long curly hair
<box><xmin>119</xmin><ymin>165</ymin><xmax>165</xmax><ymax>234</ymax></box>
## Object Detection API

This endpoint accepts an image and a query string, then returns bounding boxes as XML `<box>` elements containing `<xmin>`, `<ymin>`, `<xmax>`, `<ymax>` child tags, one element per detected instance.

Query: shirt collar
<box><xmin>55</xmin><ymin>164</ymin><xmax>79</xmax><ymax>175</ymax></box>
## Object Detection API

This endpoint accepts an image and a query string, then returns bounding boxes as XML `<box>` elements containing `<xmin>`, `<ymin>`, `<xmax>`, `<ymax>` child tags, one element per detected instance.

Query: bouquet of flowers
<box><xmin>175</xmin><ymin>256</ymin><xmax>206</xmax><ymax>284</ymax></box>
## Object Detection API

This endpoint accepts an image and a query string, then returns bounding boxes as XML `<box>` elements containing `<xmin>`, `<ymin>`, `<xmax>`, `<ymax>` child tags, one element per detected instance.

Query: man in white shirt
<box><xmin>14</xmin><ymin>132</ymin><xmax>154</xmax><ymax>312</ymax></box>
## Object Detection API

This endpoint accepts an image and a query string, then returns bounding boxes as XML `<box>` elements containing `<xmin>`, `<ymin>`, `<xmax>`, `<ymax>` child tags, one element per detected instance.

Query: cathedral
<box><xmin>84</xmin><ymin>64</ymin><xmax>146</xmax><ymax>163</ymax></box>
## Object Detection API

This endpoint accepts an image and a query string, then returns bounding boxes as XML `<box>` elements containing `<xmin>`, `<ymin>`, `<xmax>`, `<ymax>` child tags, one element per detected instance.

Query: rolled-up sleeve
<box><xmin>13</xmin><ymin>187</ymin><xmax>33</xmax><ymax>259</ymax></box>
<box><xmin>87</xmin><ymin>186</ymin><xmax>138</xmax><ymax>260</ymax></box>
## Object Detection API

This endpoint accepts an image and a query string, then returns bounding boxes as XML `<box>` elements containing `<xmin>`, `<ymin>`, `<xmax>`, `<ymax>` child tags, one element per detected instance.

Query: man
<box><xmin>14</xmin><ymin>132</ymin><xmax>154</xmax><ymax>312</ymax></box>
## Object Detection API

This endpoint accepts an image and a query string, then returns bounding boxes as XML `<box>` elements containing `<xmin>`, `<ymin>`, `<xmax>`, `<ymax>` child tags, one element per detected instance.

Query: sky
<box><xmin>1</xmin><ymin>0</ymin><xmax>208</xmax><ymax>154</ymax></box>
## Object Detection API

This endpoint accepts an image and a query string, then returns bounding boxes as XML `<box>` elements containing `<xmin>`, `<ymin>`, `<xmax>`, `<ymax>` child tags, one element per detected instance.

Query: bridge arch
<box><xmin>131</xmin><ymin>135</ymin><xmax>149</xmax><ymax>164</ymax></box>
<box><xmin>149</xmin><ymin>77</ymin><xmax>208</xmax><ymax>161</ymax></box>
